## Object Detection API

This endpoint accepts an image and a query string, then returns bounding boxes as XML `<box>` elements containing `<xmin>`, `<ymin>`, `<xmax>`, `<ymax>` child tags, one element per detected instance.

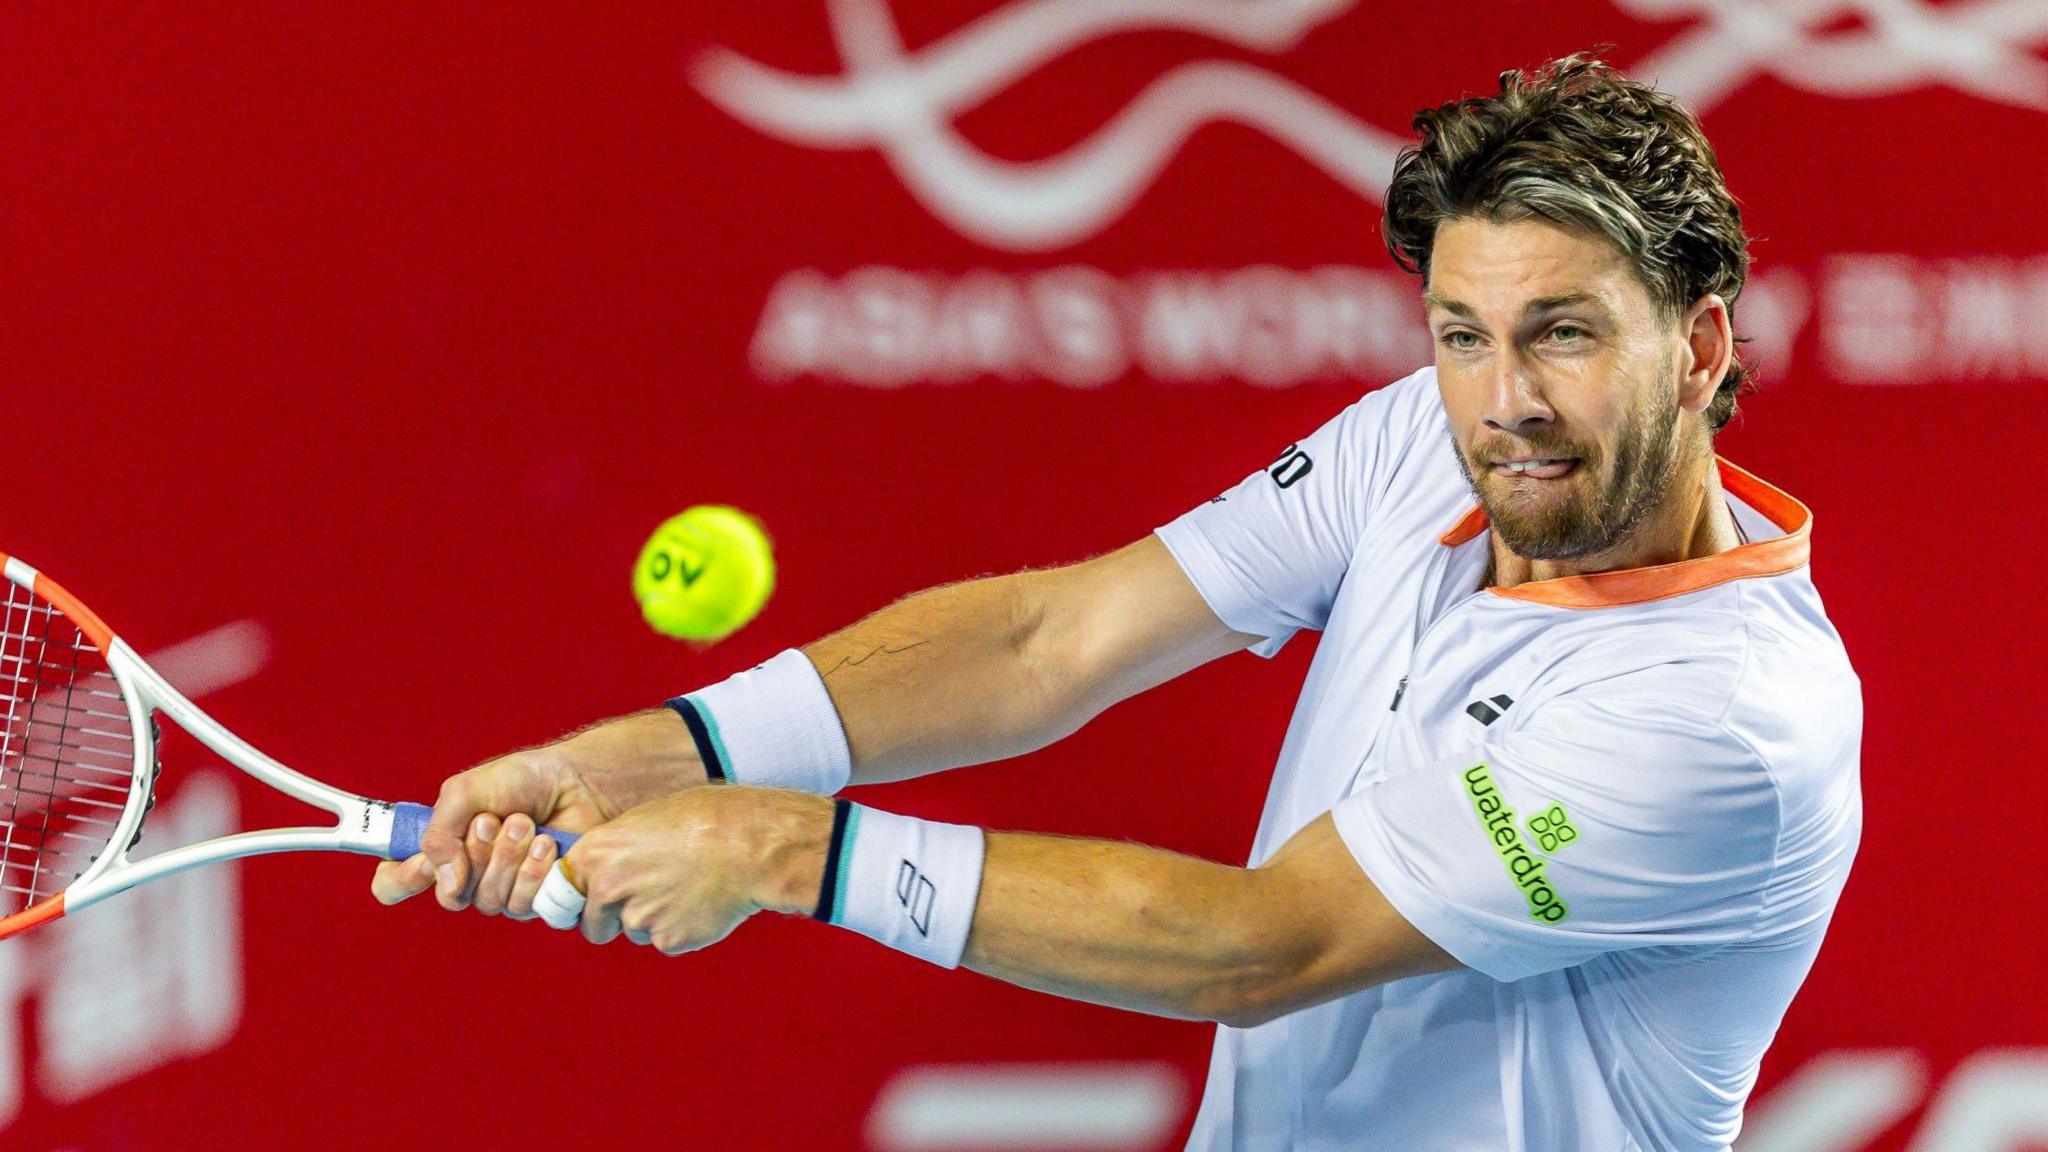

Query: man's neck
<box><xmin>1487</xmin><ymin>453</ymin><xmax>1741</xmax><ymax>590</ymax></box>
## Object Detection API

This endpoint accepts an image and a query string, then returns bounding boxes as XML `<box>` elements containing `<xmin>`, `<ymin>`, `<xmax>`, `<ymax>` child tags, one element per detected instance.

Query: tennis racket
<box><xmin>0</xmin><ymin>549</ymin><xmax>581</xmax><ymax>940</ymax></box>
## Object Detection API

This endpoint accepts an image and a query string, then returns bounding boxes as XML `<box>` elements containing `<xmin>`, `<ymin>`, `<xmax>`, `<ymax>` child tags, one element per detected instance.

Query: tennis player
<box><xmin>374</xmin><ymin>55</ymin><xmax>1860</xmax><ymax>1150</ymax></box>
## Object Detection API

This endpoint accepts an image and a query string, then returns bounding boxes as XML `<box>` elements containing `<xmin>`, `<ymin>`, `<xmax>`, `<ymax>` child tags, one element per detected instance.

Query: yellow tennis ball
<box><xmin>632</xmin><ymin>505</ymin><xmax>776</xmax><ymax>642</ymax></box>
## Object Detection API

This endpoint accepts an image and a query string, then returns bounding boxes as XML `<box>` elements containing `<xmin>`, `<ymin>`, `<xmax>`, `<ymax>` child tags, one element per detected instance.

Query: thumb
<box><xmin>371</xmin><ymin>853</ymin><xmax>438</xmax><ymax>906</ymax></box>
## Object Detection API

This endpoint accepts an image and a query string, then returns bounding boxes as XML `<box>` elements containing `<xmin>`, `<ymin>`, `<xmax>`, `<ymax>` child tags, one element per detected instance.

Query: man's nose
<box><xmin>1483</xmin><ymin>349</ymin><xmax>1554</xmax><ymax>434</ymax></box>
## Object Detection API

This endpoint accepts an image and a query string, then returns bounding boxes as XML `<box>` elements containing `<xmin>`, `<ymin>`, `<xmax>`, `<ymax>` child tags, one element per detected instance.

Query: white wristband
<box><xmin>813</xmin><ymin>801</ymin><xmax>985</xmax><ymax>969</ymax></box>
<box><xmin>668</xmin><ymin>648</ymin><xmax>853</xmax><ymax>795</ymax></box>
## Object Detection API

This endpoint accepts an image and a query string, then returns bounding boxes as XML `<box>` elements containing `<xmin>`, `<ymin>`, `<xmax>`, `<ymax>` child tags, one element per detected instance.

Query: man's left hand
<box><xmin>527</xmin><ymin>787</ymin><xmax>836</xmax><ymax>952</ymax></box>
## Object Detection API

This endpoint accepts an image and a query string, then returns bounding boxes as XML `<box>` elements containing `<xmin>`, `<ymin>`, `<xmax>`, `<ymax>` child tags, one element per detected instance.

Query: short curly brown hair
<box><xmin>1383</xmin><ymin>52</ymin><xmax>1756</xmax><ymax>432</ymax></box>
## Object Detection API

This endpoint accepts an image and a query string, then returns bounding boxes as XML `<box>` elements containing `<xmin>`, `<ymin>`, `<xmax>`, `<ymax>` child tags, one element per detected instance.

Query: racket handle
<box><xmin>532</xmin><ymin>861</ymin><xmax>587</xmax><ymax>930</ymax></box>
<box><xmin>386</xmin><ymin>801</ymin><xmax>581</xmax><ymax>861</ymax></box>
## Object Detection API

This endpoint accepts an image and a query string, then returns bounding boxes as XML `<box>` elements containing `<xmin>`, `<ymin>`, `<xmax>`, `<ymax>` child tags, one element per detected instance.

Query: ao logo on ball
<box><xmin>631</xmin><ymin>505</ymin><xmax>776</xmax><ymax>642</ymax></box>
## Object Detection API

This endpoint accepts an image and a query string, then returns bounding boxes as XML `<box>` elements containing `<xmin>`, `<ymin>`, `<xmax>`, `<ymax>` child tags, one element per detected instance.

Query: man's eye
<box><xmin>1547</xmin><ymin>324</ymin><xmax>1590</xmax><ymax>343</ymax></box>
<box><xmin>1438</xmin><ymin>330</ymin><xmax>1480</xmax><ymax>351</ymax></box>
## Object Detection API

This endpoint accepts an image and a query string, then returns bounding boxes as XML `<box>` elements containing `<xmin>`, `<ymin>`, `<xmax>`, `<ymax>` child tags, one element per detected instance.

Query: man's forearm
<box><xmin>748</xmin><ymin>803</ymin><xmax>1453</xmax><ymax>1026</ymax></box>
<box><xmin>747</xmin><ymin>797</ymin><xmax>1303</xmax><ymax>1023</ymax></box>
<box><xmin>802</xmin><ymin>572</ymin><xmax>1082</xmax><ymax>785</ymax></box>
<box><xmin>963</xmin><ymin>817</ymin><xmax>1455</xmax><ymax>1025</ymax></box>
<box><xmin>961</xmin><ymin>830</ymin><xmax>1312</xmax><ymax>1026</ymax></box>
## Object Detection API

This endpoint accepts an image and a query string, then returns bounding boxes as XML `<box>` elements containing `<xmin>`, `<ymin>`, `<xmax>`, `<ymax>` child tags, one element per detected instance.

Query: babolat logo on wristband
<box><xmin>812</xmin><ymin>800</ymin><xmax>987</xmax><ymax>969</ymax></box>
<box><xmin>1462</xmin><ymin>764</ymin><xmax>1571</xmax><ymax>924</ymax></box>
<box><xmin>896</xmin><ymin>860</ymin><xmax>936</xmax><ymax>937</ymax></box>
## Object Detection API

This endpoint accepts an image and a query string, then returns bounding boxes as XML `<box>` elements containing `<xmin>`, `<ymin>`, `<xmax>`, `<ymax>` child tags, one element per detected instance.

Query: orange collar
<box><xmin>1437</xmin><ymin>457</ymin><xmax>1813</xmax><ymax>609</ymax></box>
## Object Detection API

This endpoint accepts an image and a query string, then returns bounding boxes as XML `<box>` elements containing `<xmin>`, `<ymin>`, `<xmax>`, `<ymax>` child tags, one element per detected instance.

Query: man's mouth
<box><xmin>1489</xmin><ymin>457</ymin><xmax>1578</xmax><ymax>480</ymax></box>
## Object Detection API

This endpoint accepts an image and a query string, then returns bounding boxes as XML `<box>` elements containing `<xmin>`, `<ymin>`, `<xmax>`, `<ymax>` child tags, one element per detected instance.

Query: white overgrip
<box><xmin>533</xmin><ymin>861</ymin><xmax>586</xmax><ymax>930</ymax></box>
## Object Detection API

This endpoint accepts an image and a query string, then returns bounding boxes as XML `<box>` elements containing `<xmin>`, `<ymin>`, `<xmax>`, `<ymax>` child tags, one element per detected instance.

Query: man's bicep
<box><xmin>1026</xmin><ymin>535</ymin><xmax>1261</xmax><ymax>714</ymax></box>
<box><xmin>1232</xmin><ymin>813</ymin><xmax>1460</xmax><ymax>1025</ymax></box>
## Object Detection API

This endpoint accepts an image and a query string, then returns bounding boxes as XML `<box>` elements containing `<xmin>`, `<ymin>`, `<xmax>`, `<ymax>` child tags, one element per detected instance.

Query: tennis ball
<box><xmin>632</xmin><ymin>505</ymin><xmax>776</xmax><ymax>642</ymax></box>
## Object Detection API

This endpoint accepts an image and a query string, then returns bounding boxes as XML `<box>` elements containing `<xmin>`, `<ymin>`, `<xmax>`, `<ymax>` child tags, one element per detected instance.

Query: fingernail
<box><xmin>529</xmin><ymin>837</ymin><xmax>552</xmax><ymax>861</ymax></box>
<box><xmin>473</xmin><ymin>814</ymin><xmax>498</xmax><ymax>842</ymax></box>
<box><xmin>435</xmin><ymin>863</ymin><xmax>457</xmax><ymax>895</ymax></box>
<box><xmin>505</xmin><ymin>815</ymin><xmax>532</xmax><ymax>841</ymax></box>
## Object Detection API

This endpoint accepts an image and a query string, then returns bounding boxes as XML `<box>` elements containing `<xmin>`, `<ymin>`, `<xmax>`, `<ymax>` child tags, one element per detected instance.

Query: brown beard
<box><xmin>1450</xmin><ymin>370</ymin><xmax>1683</xmax><ymax>561</ymax></box>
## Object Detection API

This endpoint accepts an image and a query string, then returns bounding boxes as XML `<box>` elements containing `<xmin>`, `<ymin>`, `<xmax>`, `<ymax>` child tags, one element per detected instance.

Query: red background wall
<box><xmin>2</xmin><ymin>4</ymin><xmax>2043</xmax><ymax>1148</ymax></box>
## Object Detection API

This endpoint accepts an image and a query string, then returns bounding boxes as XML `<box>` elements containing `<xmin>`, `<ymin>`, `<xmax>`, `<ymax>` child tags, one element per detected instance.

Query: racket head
<box><xmin>0</xmin><ymin>553</ymin><xmax>151</xmax><ymax>939</ymax></box>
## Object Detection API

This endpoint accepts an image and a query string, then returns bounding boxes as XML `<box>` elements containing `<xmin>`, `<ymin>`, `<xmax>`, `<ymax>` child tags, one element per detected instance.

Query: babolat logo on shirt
<box><xmin>1463</xmin><ymin>764</ymin><xmax>1571</xmax><ymax>924</ymax></box>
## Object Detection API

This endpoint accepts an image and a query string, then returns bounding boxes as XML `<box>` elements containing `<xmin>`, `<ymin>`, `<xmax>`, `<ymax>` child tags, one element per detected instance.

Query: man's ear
<box><xmin>1677</xmin><ymin>294</ymin><xmax>1732</xmax><ymax>414</ymax></box>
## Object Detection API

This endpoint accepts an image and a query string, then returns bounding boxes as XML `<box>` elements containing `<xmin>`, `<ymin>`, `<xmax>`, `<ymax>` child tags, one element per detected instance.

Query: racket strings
<box><xmin>0</xmin><ymin>581</ymin><xmax>139</xmax><ymax>912</ymax></box>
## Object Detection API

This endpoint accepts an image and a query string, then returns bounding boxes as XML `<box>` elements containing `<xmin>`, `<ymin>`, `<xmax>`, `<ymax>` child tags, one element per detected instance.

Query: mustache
<box><xmin>1469</xmin><ymin>437</ymin><xmax>1594</xmax><ymax>466</ymax></box>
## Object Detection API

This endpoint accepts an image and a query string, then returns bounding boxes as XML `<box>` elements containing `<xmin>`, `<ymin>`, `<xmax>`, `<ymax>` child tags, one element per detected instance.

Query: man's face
<box><xmin>1425</xmin><ymin>217</ymin><xmax>1691</xmax><ymax>561</ymax></box>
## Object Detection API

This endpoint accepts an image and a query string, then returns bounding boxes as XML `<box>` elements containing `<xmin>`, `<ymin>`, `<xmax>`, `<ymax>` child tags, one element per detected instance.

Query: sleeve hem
<box><xmin>1152</xmin><ymin>523</ymin><xmax>1294</xmax><ymax>658</ymax></box>
<box><xmin>1332</xmin><ymin>800</ymin><xmax>1546</xmax><ymax>984</ymax></box>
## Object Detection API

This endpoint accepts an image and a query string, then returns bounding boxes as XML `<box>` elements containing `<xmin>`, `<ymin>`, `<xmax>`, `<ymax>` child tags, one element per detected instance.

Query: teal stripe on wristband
<box><xmin>831</xmin><ymin>803</ymin><xmax>862</xmax><ymax>926</ymax></box>
<box><xmin>683</xmin><ymin>692</ymin><xmax>740</xmax><ymax>784</ymax></box>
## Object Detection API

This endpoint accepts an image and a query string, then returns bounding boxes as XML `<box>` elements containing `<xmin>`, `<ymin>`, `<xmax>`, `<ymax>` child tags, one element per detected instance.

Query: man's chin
<box><xmin>1478</xmin><ymin>472</ymin><xmax>1585</xmax><ymax>520</ymax></box>
<box><xmin>1479</xmin><ymin>492</ymin><xmax>1612</xmax><ymax>560</ymax></box>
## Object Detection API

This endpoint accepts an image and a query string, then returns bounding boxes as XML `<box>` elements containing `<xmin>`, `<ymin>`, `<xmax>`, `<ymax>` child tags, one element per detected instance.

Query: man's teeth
<box><xmin>1503</xmin><ymin>459</ymin><xmax>1565</xmax><ymax>473</ymax></box>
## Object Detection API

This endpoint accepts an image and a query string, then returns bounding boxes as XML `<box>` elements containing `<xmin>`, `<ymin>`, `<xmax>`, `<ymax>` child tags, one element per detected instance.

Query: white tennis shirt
<box><xmin>1154</xmin><ymin>366</ymin><xmax>1862</xmax><ymax>1152</ymax></box>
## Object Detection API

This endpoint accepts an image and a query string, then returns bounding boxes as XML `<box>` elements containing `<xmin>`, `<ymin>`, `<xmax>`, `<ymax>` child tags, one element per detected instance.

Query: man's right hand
<box><xmin>369</xmin><ymin>707</ymin><xmax>707</xmax><ymax>914</ymax></box>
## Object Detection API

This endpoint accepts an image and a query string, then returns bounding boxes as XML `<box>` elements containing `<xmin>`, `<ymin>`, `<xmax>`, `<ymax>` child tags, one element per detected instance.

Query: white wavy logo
<box><xmin>1624</xmin><ymin>0</ymin><xmax>2048</xmax><ymax>115</ymax></box>
<box><xmin>690</xmin><ymin>0</ymin><xmax>2048</xmax><ymax>253</ymax></box>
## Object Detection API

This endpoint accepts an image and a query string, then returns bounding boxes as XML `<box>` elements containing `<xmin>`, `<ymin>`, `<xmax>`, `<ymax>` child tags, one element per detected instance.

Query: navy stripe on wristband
<box><xmin>665</xmin><ymin>696</ymin><xmax>728</xmax><ymax>783</ymax></box>
<box><xmin>813</xmin><ymin>798</ymin><xmax>855</xmax><ymax>923</ymax></box>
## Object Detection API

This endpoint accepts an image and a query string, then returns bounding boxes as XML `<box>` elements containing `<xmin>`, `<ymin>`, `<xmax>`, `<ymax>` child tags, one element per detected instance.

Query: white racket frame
<box><xmin>1</xmin><ymin>555</ymin><xmax>397</xmax><ymax>931</ymax></box>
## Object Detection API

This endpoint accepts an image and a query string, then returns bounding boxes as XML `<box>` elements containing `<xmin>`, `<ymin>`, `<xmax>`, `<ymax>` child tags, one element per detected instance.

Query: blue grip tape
<box><xmin>386</xmin><ymin>801</ymin><xmax>581</xmax><ymax>861</ymax></box>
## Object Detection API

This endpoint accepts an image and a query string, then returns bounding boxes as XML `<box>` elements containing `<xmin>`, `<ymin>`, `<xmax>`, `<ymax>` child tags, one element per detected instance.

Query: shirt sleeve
<box><xmin>1153</xmin><ymin>369</ymin><xmax>1435</xmax><ymax>657</ymax></box>
<box><xmin>1333</xmin><ymin>687</ymin><xmax>1781</xmax><ymax>983</ymax></box>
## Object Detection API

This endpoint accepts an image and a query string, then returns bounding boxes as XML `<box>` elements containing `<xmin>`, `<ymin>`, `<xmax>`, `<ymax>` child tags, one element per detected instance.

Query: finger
<box><xmin>371</xmin><ymin>854</ymin><xmax>438</xmax><ymax>905</ymax></box>
<box><xmin>580</xmin><ymin>857</ymin><xmax>622</xmax><ymax>945</ymax></box>
<box><xmin>505</xmin><ymin>829</ymin><xmax>558</xmax><ymax>920</ymax></box>
<box><xmin>422</xmin><ymin>774</ymin><xmax>485</xmax><ymax>906</ymax></box>
<box><xmin>625</xmin><ymin>926</ymin><xmax>652</xmax><ymax>947</ymax></box>
<box><xmin>464</xmin><ymin>813</ymin><xmax>501</xmax><ymax>903</ymax></box>
<box><xmin>658</xmin><ymin>917</ymin><xmax>734</xmax><ymax>956</ymax></box>
<box><xmin>472</xmin><ymin>813</ymin><xmax>534</xmax><ymax>916</ymax></box>
<box><xmin>422</xmin><ymin>756</ymin><xmax>562</xmax><ymax>906</ymax></box>
<box><xmin>435</xmin><ymin>812</ymin><xmax>497</xmax><ymax>912</ymax></box>
<box><xmin>583</xmin><ymin>899</ymin><xmax>622</xmax><ymax>945</ymax></box>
